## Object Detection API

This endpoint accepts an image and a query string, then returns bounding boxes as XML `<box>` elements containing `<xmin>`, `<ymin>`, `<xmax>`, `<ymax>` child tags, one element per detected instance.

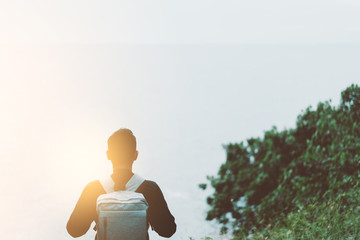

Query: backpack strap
<box><xmin>99</xmin><ymin>175</ymin><xmax>115</xmax><ymax>194</ymax></box>
<box><xmin>99</xmin><ymin>173</ymin><xmax>145</xmax><ymax>193</ymax></box>
<box><xmin>126</xmin><ymin>173</ymin><xmax>145</xmax><ymax>191</ymax></box>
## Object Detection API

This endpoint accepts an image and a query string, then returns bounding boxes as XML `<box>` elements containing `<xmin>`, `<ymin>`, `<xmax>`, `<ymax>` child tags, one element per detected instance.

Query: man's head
<box><xmin>106</xmin><ymin>128</ymin><xmax>138</xmax><ymax>169</ymax></box>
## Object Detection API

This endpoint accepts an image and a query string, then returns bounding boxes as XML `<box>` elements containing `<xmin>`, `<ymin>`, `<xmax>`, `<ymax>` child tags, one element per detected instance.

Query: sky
<box><xmin>0</xmin><ymin>1</ymin><xmax>360</xmax><ymax>240</ymax></box>
<box><xmin>1</xmin><ymin>0</ymin><xmax>360</xmax><ymax>44</ymax></box>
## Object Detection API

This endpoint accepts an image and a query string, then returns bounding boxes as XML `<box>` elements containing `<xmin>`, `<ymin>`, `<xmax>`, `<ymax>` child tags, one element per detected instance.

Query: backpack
<box><xmin>96</xmin><ymin>173</ymin><xmax>149</xmax><ymax>240</ymax></box>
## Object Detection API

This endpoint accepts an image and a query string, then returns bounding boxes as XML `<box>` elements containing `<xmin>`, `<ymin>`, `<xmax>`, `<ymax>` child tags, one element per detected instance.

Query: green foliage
<box><xmin>200</xmin><ymin>84</ymin><xmax>360</xmax><ymax>237</ymax></box>
<box><xmin>246</xmin><ymin>193</ymin><xmax>360</xmax><ymax>240</ymax></box>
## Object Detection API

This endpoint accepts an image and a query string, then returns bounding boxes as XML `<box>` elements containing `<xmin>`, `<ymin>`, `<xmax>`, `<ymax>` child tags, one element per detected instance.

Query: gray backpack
<box><xmin>96</xmin><ymin>173</ymin><xmax>149</xmax><ymax>240</ymax></box>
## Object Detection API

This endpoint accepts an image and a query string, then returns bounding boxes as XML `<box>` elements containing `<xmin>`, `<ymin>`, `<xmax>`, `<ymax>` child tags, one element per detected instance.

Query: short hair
<box><xmin>107</xmin><ymin>128</ymin><xmax>137</xmax><ymax>155</ymax></box>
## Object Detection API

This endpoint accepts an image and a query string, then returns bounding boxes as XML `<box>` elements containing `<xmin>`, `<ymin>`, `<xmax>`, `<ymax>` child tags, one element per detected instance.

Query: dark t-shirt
<box><xmin>66</xmin><ymin>172</ymin><xmax>176</xmax><ymax>239</ymax></box>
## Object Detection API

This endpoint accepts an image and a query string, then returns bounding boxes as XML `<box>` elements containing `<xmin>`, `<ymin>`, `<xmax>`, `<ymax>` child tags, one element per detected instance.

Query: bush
<box><xmin>248</xmin><ymin>192</ymin><xmax>360</xmax><ymax>239</ymax></box>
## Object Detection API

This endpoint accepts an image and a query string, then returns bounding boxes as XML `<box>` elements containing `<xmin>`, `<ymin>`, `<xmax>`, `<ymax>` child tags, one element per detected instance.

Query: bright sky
<box><xmin>0</xmin><ymin>0</ymin><xmax>360</xmax><ymax>44</ymax></box>
<box><xmin>1</xmin><ymin>1</ymin><xmax>360</xmax><ymax>240</ymax></box>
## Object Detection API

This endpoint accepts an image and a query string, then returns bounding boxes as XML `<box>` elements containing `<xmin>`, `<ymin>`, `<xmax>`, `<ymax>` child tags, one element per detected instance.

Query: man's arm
<box><xmin>138</xmin><ymin>181</ymin><xmax>177</xmax><ymax>238</ymax></box>
<box><xmin>67</xmin><ymin>181</ymin><xmax>99</xmax><ymax>238</ymax></box>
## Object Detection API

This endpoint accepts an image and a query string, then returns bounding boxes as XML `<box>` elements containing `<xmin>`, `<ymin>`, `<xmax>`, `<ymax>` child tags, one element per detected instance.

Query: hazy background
<box><xmin>1</xmin><ymin>1</ymin><xmax>359</xmax><ymax>239</ymax></box>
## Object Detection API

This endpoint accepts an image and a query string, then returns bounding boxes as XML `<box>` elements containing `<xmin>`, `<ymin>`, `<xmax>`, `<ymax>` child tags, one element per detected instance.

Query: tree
<box><xmin>199</xmin><ymin>84</ymin><xmax>360</xmax><ymax>236</ymax></box>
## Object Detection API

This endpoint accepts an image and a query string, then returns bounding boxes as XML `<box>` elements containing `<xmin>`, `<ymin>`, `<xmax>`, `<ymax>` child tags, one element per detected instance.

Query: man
<box><xmin>67</xmin><ymin>128</ymin><xmax>177</xmax><ymax>239</ymax></box>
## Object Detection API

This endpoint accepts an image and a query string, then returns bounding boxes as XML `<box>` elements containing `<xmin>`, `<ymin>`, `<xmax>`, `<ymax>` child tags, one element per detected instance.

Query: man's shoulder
<box><xmin>143</xmin><ymin>179</ymin><xmax>158</xmax><ymax>187</ymax></box>
<box><xmin>82</xmin><ymin>179</ymin><xmax>105</xmax><ymax>195</ymax></box>
<box><xmin>138</xmin><ymin>179</ymin><xmax>163</xmax><ymax>194</ymax></box>
<box><xmin>85</xmin><ymin>179</ymin><xmax>102</xmax><ymax>188</ymax></box>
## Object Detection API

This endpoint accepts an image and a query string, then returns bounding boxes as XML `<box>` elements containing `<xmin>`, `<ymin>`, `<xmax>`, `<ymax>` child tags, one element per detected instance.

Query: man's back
<box><xmin>66</xmin><ymin>171</ymin><xmax>177</xmax><ymax>239</ymax></box>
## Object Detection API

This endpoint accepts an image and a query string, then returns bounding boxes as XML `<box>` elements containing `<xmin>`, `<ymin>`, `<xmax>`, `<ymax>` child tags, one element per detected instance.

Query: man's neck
<box><xmin>112</xmin><ymin>166</ymin><xmax>133</xmax><ymax>174</ymax></box>
<box><xmin>110</xmin><ymin>167</ymin><xmax>135</xmax><ymax>190</ymax></box>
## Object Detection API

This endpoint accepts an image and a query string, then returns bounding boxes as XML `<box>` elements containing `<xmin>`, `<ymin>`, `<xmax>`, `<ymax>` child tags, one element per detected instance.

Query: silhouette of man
<box><xmin>67</xmin><ymin>128</ymin><xmax>176</xmax><ymax>239</ymax></box>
